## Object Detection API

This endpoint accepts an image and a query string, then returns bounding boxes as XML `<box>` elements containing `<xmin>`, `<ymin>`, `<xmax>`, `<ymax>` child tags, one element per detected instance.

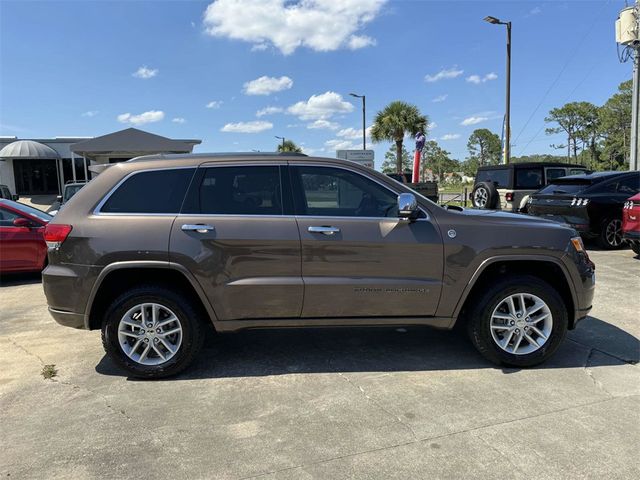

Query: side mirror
<box><xmin>13</xmin><ymin>217</ymin><xmax>32</xmax><ymax>228</ymax></box>
<box><xmin>56</xmin><ymin>195</ymin><xmax>63</xmax><ymax>203</ymax></box>
<box><xmin>398</xmin><ymin>193</ymin><xmax>419</xmax><ymax>220</ymax></box>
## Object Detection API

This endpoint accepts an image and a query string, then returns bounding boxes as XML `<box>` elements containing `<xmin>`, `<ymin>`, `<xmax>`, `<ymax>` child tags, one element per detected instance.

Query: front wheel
<box><xmin>467</xmin><ymin>275</ymin><xmax>568</xmax><ymax>367</ymax></box>
<box><xmin>598</xmin><ymin>218</ymin><xmax>624</xmax><ymax>249</ymax></box>
<box><xmin>101</xmin><ymin>286</ymin><xmax>205</xmax><ymax>379</ymax></box>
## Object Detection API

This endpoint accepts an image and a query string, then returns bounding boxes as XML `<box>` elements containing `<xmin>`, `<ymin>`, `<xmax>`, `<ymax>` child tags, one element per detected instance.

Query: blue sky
<box><xmin>0</xmin><ymin>0</ymin><xmax>631</xmax><ymax>168</ymax></box>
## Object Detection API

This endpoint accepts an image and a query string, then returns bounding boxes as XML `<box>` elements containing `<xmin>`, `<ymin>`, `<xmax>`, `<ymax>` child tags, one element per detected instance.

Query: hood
<box><xmin>455</xmin><ymin>208</ymin><xmax>570</xmax><ymax>229</ymax></box>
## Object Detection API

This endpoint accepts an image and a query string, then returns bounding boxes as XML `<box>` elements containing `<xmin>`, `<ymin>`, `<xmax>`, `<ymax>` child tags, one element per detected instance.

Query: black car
<box><xmin>527</xmin><ymin>171</ymin><xmax>640</xmax><ymax>249</ymax></box>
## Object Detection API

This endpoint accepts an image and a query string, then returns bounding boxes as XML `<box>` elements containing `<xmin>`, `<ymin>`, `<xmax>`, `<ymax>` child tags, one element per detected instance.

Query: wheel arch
<box><xmin>85</xmin><ymin>261</ymin><xmax>217</xmax><ymax>330</ymax></box>
<box><xmin>453</xmin><ymin>256</ymin><xmax>578</xmax><ymax>329</ymax></box>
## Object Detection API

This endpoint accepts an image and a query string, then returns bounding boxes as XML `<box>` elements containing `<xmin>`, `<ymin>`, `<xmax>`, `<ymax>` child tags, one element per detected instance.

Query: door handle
<box><xmin>308</xmin><ymin>226</ymin><xmax>340</xmax><ymax>235</ymax></box>
<box><xmin>181</xmin><ymin>224</ymin><xmax>214</xmax><ymax>233</ymax></box>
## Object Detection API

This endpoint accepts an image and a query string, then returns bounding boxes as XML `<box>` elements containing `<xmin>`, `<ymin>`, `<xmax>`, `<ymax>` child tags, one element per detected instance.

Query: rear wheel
<box><xmin>467</xmin><ymin>275</ymin><xmax>568</xmax><ymax>367</ymax></box>
<box><xmin>598</xmin><ymin>218</ymin><xmax>624</xmax><ymax>249</ymax></box>
<box><xmin>101</xmin><ymin>285</ymin><xmax>204</xmax><ymax>379</ymax></box>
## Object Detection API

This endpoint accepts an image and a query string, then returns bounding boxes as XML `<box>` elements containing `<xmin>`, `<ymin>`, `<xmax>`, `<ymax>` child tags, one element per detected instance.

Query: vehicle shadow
<box><xmin>0</xmin><ymin>272</ymin><xmax>42</xmax><ymax>287</ymax></box>
<box><xmin>95</xmin><ymin>315</ymin><xmax>639</xmax><ymax>381</ymax></box>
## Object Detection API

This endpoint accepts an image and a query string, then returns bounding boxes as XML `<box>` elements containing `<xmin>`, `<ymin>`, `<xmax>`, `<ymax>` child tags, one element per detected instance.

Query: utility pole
<box><xmin>349</xmin><ymin>93</ymin><xmax>366</xmax><ymax>150</ymax></box>
<box><xmin>617</xmin><ymin>1</ymin><xmax>640</xmax><ymax>170</ymax></box>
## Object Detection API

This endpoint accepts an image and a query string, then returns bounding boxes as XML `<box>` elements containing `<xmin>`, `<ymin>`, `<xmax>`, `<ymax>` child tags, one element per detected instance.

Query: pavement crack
<box><xmin>582</xmin><ymin>348</ymin><xmax>614</xmax><ymax>398</ymax></box>
<box><xmin>567</xmin><ymin>337</ymin><xmax>638</xmax><ymax>366</ymax></box>
<box><xmin>7</xmin><ymin>336</ymin><xmax>46</xmax><ymax>366</ymax></box>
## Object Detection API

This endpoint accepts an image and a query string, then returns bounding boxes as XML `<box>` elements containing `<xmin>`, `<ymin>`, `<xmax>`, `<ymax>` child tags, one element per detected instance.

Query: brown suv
<box><xmin>42</xmin><ymin>153</ymin><xmax>596</xmax><ymax>378</ymax></box>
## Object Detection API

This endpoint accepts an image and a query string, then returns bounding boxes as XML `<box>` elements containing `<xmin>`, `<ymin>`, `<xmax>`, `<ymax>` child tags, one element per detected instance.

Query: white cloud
<box><xmin>440</xmin><ymin>134</ymin><xmax>460</xmax><ymax>141</ymax></box>
<box><xmin>243</xmin><ymin>76</ymin><xmax>293</xmax><ymax>95</ymax></box>
<box><xmin>336</xmin><ymin>126</ymin><xmax>371</xmax><ymax>139</ymax></box>
<box><xmin>529</xmin><ymin>6</ymin><xmax>542</xmax><ymax>16</ymax></box>
<box><xmin>220</xmin><ymin>120</ymin><xmax>273</xmax><ymax>133</ymax></box>
<box><xmin>432</xmin><ymin>94</ymin><xmax>448</xmax><ymax>103</ymax></box>
<box><xmin>81</xmin><ymin>110</ymin><xmax>99</xmax><ymax>117</ymax></box>
<box><xmin>206</xmin><ymin>100</ymin><xmax>223</xmax><ymax>109</ymax></box>
<box><xmin>256</xmin><ymin>106</ymin><xmax>284</xmax><ymax>117</ymax></box>
<box><xmin>251</xmin><ymin>43</ymin><xmax>269</xmax><ymax>52</ymax></box>
<box><xmin>202</xmin><ymin>0</ymin><xmax>386</xmax><ymax>55</ymax></box>
<box><xmin>425</xmin><ymin>67</ymin><xmax>463</xmax><ymax>82</ymax></box>
<box><xmin>461</xmin><ymin>116</ymin><xmax>489</xmax><ymax>126</ymax></box>
<box><xmin>307</xmin><ymin>119</ymin><xmax>340</xmax><ymax>130</ymax></box>
<box><xmin>429</xmin><ymin>122</ymin><xmax>438</xmax><ymax>129</ymax></box>
<box><xmin>288</xmin><ymin>91</ymin><xmax>353</xmax><ymax>120</ymax></box>
<box><xmin>466</xmin><ymin>72</ymin><xmax>498</xmax><ymax>84</ymax></box>
<box><xmin>117</xmin><ymin>110</ymin><xmax>165</xmax><ymax>126</ymax></box>
<box><xmin>132</xmin><ymin>66</ymin><xmax>158</xmax><ymax>79</ymax></box>
<box><xmin>172</xmin><ymin>117</ymin><xmax>186</xmax><ymax>124</ymax></box>
<box><xmin>325</xmin><ymin>138</ymin><xmax>358</xmax><ymax>151</ymax></box>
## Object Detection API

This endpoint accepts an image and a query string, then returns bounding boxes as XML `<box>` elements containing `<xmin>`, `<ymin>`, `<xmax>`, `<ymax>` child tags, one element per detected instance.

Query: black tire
<box><xmin>471</xmin><ymin>181</ymin><xmax>498</xmax><ymax>209</ymax></box>
<box><xmin>101</xmin><ymin>285</ymin><xmax>205</xmax><ymax>379</ymax></box>
<box><xmin>597</xmin><ymin>217</ymin><xmax>624</xmax><ymax>250</ymax></box>
<box><xmin>632</xmin><ymin>243</ymin><xmax>640</xmax><ymax>256</ymax></box>
<box><xmin>466</xmin><ymin>275</ymin><xmax>568</xmax><ymax>368</ymax></box>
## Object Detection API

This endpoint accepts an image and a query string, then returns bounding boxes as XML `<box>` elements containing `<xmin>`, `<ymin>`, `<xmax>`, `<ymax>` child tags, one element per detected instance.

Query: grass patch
<box><xmin>41</xmin><ymin>364</ymin><xmax>58</xmax><ymax>380</ymax></box>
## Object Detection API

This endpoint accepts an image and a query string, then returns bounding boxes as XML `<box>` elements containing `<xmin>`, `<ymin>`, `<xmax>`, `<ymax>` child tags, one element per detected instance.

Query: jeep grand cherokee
<box><xmin>42</xmin><ymin>153</ymin><xmax>596</xmax><ymax>378</ymax></box>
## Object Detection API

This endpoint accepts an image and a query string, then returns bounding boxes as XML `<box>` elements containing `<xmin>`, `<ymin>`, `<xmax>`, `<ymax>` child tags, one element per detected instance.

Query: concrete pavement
<box><xmin>0</xmin><ymin>249</ymin><xmax>638</xmax><ymax>479</ymax></box>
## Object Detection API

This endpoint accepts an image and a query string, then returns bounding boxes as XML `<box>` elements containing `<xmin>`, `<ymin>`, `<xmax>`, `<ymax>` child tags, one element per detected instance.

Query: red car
<box><xmin>0</xmin><ymin>199</ymin><xmax>52</xmax><ymax>274</ymax></box>
<box><xmin>623</xmin><ymin>192</ymin><xmax>640</xmax><ymax>256</ymax></box>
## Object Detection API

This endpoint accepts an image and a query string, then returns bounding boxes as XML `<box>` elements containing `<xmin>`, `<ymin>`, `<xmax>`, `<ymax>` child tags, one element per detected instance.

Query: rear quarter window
<box><xmin>476</xmin><ymin>168</ymin><xmax>510</xmax><ymax>188</ymax></box>
<box><xmin>514</xmin><ymin>167</ymin><xmax>543</xmax><ymax>189</ymax></box>
<box><xmin>100</xmin><ymin>168</ymin><xmax>195</xmax><ymax>214</ymax></box>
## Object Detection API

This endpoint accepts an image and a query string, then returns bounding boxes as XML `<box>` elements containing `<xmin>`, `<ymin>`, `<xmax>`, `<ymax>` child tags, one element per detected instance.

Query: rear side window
<box><xmin>191</xmin><ymin>166</ymin><xmax>282</xmax><ymax>215</ymax></box>
<box><xmin>545</xmin><ymin>168</ymin><xmax>566</xmax><ymax>182</ymax></box>
<box><xmin>101</xmin><ymin>168</ymin><xmax>195</xmax><ymax>214</ymax></box>
<box><xmin>476</xmin><ymin>168</ymin><xmax>510</xmax><ymax>188</ymax></box>
<box><xmin>515</xmin><ymin>167</ymin><xmax>543</xmax><ymax>189</ymax></box>
<box><xmin>537</xmin><ymin>181</ymin><xmax>591</xmax><ymax>195</ymax></box>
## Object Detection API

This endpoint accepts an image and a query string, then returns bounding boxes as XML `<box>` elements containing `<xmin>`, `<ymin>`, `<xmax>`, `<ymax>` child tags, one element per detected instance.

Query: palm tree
<box><xmin>277</xmin><ymin>140</ymin><xmax>302</xmax><ymax>153</ymax></box>
<box><xmin>370</xmin><ymin>101</ymin><xmax>428</xmax><ymax>173</ymax></box>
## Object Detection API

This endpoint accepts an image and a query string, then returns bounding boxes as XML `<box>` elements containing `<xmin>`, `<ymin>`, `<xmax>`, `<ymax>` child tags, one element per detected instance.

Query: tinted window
<box><xmin>63</xmin><ymin>184</ymin><xmax>84</xmax><ymax>202</ymax></box>
<box><xmin>0</xmin><ymin>207</ymin><xmax>21</xmax><ymax>226</ymax></box>
<box><xmin>293</xmin><ymin>166</ymin><xmax>398</xmax><ymax>217</ymax></box>
<box><xmin>617</xmin><ymin>174</ymin><xmax>640</xmax><ymax>195</ymax></box>
<box><xmin>569</xmin><ymin>168</ymin><xmax>587</xmax><ymax>175</ymax></box>
<box><xmin>537</xmin><ymin>181</ymin><xmax>591</xmax><ymax>195</ymax></box>
<box><xmin>545</xmin><ymin>168</ymin><xmax>566</xmax><ymax>181</ymax></box>
<box><xmin>515</xmin><ymin>167</ymin><xmax>543</xmax><ymax>189</ymax></box>
<box><xmin>0</xmin><ymin>186</ymin><xmax>10</xmax><ymax>198</ymax></box>
<box><xmin>195</xmin><ymin>166</ymin><xmax>282</xmax><ymax>215</ymax></box>
<box><xmin>589</xmin><ymin>180</ymin><xmax>618</xmax><ymax>194</ymax></box>
<box><xmin>476</xmin><ymin>168</ymin><xmax>510</xmax><ymax>188</ymax></box>
<box><xmin>101</xmin><ymin>168</ymin><xmax>195</xmax><ymax>213</ymax></box>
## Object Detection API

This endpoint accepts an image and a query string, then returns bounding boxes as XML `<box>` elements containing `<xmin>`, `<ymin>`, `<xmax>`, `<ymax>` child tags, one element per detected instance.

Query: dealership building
<box><xmin>0</xmin><ymin>128</ymin><xmax>201</xmax><ymax>199</ymax></box>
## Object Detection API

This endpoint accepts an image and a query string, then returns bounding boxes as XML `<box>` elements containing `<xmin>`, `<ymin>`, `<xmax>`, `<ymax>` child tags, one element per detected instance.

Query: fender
<box><xmin>449</xmin><ymin>253</ymin><xmax>578</xmax><ymax>325</ymax></box>
<box><xmin>83</xmin><ymin>260</ymin><xmax>219</xmax><ymax>329</ymax></box>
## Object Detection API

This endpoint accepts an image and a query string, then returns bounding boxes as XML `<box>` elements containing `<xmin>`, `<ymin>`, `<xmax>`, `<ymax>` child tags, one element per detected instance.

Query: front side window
<box><xmin>195</xmin><ymin>166</ymin><xmax>282</xmax><ymax>215</ymax></box>
<box><xmin>0</xmin><ymin>207</ymin><xmax>21</xmax><ymax>227</ymax></box>
<box><xmin>515</xmin><ymin>167</ymin><xmax>543</xmax><ymax>189</ymax></box>
<box><xmin>293</xmin><ymin>166</ymin><xmax>398</xmax><ymax>217</ymax></box>
<box><xmin>100</xmin><ymin>168</ymin><xmax>195</xmax><ymax>214</ymax></box>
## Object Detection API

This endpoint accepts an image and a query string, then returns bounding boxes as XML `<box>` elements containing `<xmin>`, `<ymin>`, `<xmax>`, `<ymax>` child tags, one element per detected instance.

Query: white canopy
<box><xmin>0</xmin><ymin>140</ymin><xmax>60</xmax><ymax>159</ymax></box>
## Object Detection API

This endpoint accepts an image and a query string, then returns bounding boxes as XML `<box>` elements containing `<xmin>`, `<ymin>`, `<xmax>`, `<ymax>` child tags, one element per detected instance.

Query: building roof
<box><xmin>70</xmin><ymin>128</ymin><xmax>201</xmax><ymax>156</ymax></box>
<box><xmin>0</xmin><ymin>140</ymin><xmax>61</xmax><ymax>159</ymax></box>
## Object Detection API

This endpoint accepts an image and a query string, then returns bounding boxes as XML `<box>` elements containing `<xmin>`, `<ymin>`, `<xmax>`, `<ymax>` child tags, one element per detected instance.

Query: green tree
<box><xmin>545</xmin><ymin>101</ymin><xmax>599</xmax><ymax>161</ymax></box>
<box><xmin>277</xmin><ymin>139</ymin><xmax>302</xmax><ymax>153</ymax></box>
<box><xmin>599</xmin><ymin>79</ymin><xmax>632</xmax><ymax>170</ymax></box>
<box><xmin>466</xmin><ymin>129</ymin><xmax>501</xmax><ymax>166</ymax></box>
<box><xmin>371</xmin><ymin>101</ymin><xmax>428</xmax><ymax>173</ymax></box>
<box><xmin>421</xmin><ymin>140</ymin><xmax>460</xmax><ymax>180</ymax></box>
<box><xmin>381</xmin><ymin>144</ymin><xmax>411</xmax><ymax>173</ymax></box>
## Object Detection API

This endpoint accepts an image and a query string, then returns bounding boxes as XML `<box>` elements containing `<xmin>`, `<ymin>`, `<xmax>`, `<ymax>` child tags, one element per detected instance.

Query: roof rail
<box><xmin>127</xmin><ymin>151</ymin><xmax>308</xmax><ymax>163</ymax></box>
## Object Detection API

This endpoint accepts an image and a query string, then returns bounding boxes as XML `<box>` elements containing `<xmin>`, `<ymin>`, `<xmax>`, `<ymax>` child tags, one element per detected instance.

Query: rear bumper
<box><xmin>48</xmin><ymin>307</ymin><xmax>85</xmax><ymax>329</ymax></box>
<box><xmin>528</xmin><ymin>206</ymin><xmax>592</xmax><ymax>235</ymax></box>
<box><xmin>623</xmin><ymin>230</ymin><xmax>640</xmax><ymax>242</ymax></box>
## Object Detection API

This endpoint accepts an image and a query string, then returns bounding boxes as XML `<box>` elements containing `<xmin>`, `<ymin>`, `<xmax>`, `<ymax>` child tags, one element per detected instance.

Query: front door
<box><xmin>289</xmin><ymin>164</ymin><xmax>444</xmax><ymax>318</ymax></box>
<box><xmin>170</xmin><ymin>164</ymin><xmax>303</xmax><ymax>322</ymax></box>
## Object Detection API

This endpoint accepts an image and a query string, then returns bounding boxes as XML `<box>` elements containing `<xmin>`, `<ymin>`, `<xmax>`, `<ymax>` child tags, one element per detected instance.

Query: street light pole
<box><xmin>275</xmin><ymin>136</ymin><xmax>285</xmax><ymax>150</ymax></box>
<box><xmin>484</xmin><ymin>16</ymin><xmax>512</xmax><ymax>164</ymax></box>
<box><xmin>349</xmin><ymin>93</ymin><xmax>366</xmax><ymax>150</ymax></box>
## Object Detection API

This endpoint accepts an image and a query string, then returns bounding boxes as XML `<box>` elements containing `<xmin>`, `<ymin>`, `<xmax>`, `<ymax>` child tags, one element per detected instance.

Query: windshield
<box><xmin>537</xmin><ymin>180</ymin><xmax>591</xmax><ymax>195</ymax></box>
<box><xmin>11</xmin><ymin>202</ymin><xmax>52</xmax><ymax>222</ymax></box>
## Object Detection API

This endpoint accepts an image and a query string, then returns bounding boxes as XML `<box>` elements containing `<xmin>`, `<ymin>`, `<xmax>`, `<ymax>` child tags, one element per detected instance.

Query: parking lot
<box><xmin>0</xmin><ymin>248</ymin><xmax>638</xmax><ymax>479</ymax></box>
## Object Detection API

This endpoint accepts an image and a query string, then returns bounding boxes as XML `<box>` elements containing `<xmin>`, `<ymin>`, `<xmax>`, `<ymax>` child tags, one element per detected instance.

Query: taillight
<box><xmin>505</xmin><ymin>192</ymin><xmax>514</xmax><ymax>202</ymax></box>
<box><xmin>44</xmin><ymin>224</ymin><xmax>72</xmax><ymax>249</ymax></box>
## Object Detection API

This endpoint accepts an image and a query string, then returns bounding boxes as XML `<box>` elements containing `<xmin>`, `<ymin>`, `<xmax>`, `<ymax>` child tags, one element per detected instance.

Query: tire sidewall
<box><xmin>472</xmin><ymin>182</ymin><xmax>497</xmax><ymax>209</ymax></box>
<box><xmin>470</xmin><ymin>278</ymin><xmax>568</xmax><ymax>367</ymax></box>
<box><xmin>102</xmin><ymin>289</ymin><xmax>201</xmax><ymax>378</ymax></box>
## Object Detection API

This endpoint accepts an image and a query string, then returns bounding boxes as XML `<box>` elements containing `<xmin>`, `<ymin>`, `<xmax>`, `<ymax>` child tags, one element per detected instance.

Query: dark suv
<box><xmin>471</xmin><ymin>163</ymin><xmax>588</xmax><ymax>212</ymax></box>
<box><xmin>43</xmin><ymin>153</ymin><xmax>596</xmax><ymax>378</ymax></box>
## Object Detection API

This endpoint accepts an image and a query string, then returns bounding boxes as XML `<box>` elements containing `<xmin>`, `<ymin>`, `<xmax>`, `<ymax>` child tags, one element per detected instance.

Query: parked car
<box><xmin>527</xmin><ymin>171</ymin><xmax>640</xmax><ymax>249</ymax></box>
<box><xmin>0</xmin><ymin>199</ymin><xmax>51</xmax><ymax>273</ymax></box>
<box><xmin>0</xmin><ymin>184</ymin><xmax>19</xmax><ymax>201</ymax></box>
<box><xmin>623</xmin><ymin>192</ymin><xmax>640</xmax><ymax>255</ymax></box>
<box><xmin>471</xmin><ymin>163</ymin><xmax>588</xmax><ymax>212</ymax></box>
<box><xmin>386</xmin><ymin>172</ymin><xmax>438</xmax><ymax>203</ymax></box>
<box><xmin>43</xmin><ymin>153</ymin><xmax>595</xmax><ymax>378</ymax></box>
<box><xmin>49</xmin><ymin>181</ymin><xmax>86</xmax><ymax>216</ymax></box>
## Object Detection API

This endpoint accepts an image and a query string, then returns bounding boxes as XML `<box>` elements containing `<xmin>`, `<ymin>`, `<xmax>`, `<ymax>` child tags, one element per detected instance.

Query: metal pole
<box><xmin>505</xmin><ymin>21</ymin><xmax>511</xmax><ymax>164</ymax></box>
<box><xmin>362</xmin><ymin>96</ymin><xmax>366</xmax><ymax>150</ymax></box>
<box><xmin>631</xmin><ymin>2</ymin><xmax>640</xmax><ymax>170</ymax></box>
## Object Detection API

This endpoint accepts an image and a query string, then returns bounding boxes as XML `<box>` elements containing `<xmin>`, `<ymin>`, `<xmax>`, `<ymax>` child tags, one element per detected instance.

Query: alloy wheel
<box><xmin>117</xmin><ymin>303</ymin><xmax>183</xmax><ymax>365</ymax></box>
<box><xmin>489</xmin><ymin>293</ymin><xmax>553</xmax><ymax>355</ymax></box>
<box><xmin>474</xmin><ymin>187</ymin><xmax>488</xmax><ymax>208</ymax></box>
<box><xmin>605</xmin><ymin>219</ymin><xmax>623</xmax><ymax>248</ymax></box>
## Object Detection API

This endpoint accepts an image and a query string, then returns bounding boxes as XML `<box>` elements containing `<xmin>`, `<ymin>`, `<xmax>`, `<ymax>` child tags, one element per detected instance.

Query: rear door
<box><xmin>0</xmin><ymin>207</ymin><xmax>42</xmax><ymax>271</ymax></box>
<box><xmin>170</xmin><ymin>163</ymin><xmax>302</xmax><ymax>321</ymax></box>
<box><xmin>289</xmin><ymin>163</ymin><xmax>443</xmax><ymax>318</ymax></box>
